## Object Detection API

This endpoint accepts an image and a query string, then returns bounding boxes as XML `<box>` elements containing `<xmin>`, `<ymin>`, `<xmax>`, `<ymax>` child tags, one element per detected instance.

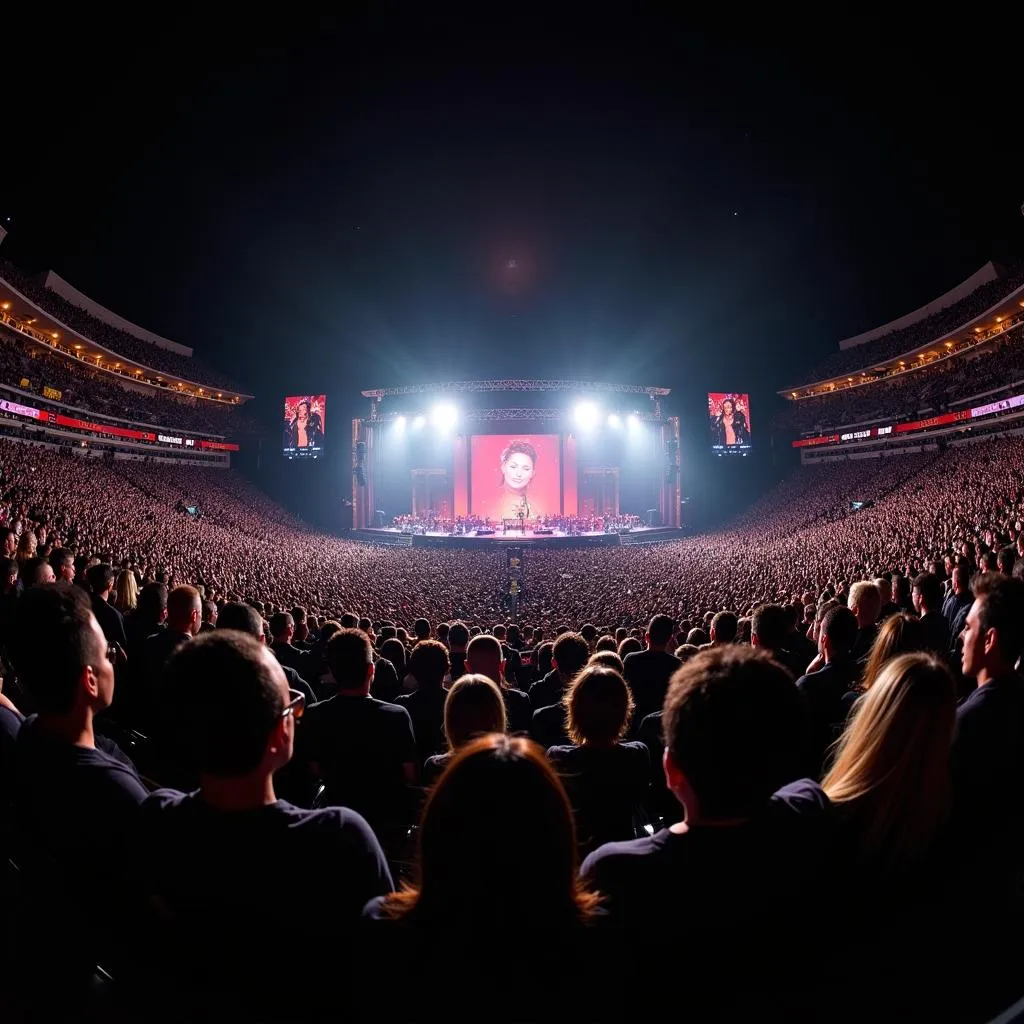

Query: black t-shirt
<box><xmin>449</xmin><ymin>650</ymin><xmax>468</xmax><ymax>682</ymax></box>
<box><xmin>547</xmin><ymin>741</ymin><xmax>650</xmax><ymax>855</ymax></box>
<box><xmin>530</xmin><ymin>702</ymin><xmax>569</xmax><ymax>750</ymax></box>
<box><xmin>502</xmin><ymin>685</ymin><xmax>532</xmax><ymax>734</ymax></box>
<box><xmin>622</xmin><ymin>650</ymin><xmax>680</xmax><ymax>729</ymax></box>
<box><xmin>135</xmin><ymin>790</ymin><xmax>393</xmax><ymax>1006</ymax></box>
<box><xmin>396</xmin><ymin>686</ymin><xmax>449</xmax><ymax>765</ymax></box>
<box><xmin>796</xmin><ymin>660</ymin><xmax>860</xmax><ymax>778</ymax></box>
<box><xmin>14</xmin><ymin>715</ymin><xmax>148</xmax><ymax>875</ymax></box>
<box><xmin>422</xmin><ymin>750</ymin><xmax>452</xmax><ymax>787</ymax></box>
<box><xmin>529</xmin><ymin>669</ymin><xmax>564</xmax><ymax>710</ymax></box>
<box><xmin>300</xmin><ymin>693</ymin><xmax>416</xmax><ymax>826</ymax></box>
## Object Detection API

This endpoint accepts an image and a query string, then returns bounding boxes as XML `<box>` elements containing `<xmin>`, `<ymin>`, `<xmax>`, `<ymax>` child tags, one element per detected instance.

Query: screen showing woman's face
<box><xmin>298</xmin><ymin>403</ymin><xmax>310</xmax><ymax>420</ymax></box>
<box><xmin>502</xmin><ymin>452</ymin><xmax>535</xmax><ymax>491</ymax></box>
<box><xmin>722</xmin><ymin>400</ymin><xmax>734</xmax><ymax>417</ymax></box>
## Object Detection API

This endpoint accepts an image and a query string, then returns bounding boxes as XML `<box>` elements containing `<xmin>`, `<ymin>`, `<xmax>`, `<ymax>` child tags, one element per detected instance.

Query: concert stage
<box><xmin>350</xmin><ymin>526</ymin><xmax>686</xmax><ymax>549</ymax></box>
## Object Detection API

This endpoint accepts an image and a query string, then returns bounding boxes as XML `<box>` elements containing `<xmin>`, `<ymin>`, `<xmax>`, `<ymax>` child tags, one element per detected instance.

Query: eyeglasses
<box><xmin>280</xmin><ymin>688</ymin><xmax>305</xmax><ymax>722</ymax></box>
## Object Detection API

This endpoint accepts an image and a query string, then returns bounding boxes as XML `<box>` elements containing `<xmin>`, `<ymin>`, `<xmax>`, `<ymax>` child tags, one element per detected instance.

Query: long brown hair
<box><xmin>823</xmin><ymin>653</ymin><xmax>955</xmax><ymax>867</ymax></box>
<box><xmin>382</xmin><ymin>734</ymin><xmax>599</xmax><ymax>922</ymax></box>
<box><xmin>860</xmin><ymin>613</ymin><xmax>927</xmax><ymax>692</ymax></box>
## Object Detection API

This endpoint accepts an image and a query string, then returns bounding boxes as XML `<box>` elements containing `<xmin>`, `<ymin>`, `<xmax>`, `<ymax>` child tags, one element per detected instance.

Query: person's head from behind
<box><xmin>673</xmin><ymin>643</ymin><xmax>700</xmax><ymax>663</ymax></box>
<box><xmin>565</xmin><ymin>665</ymin><xmax>633</xmax><ymax>747</ymax></box>
<box><xmin>388</xmin><ymin>734</ymin><xmax>597</xmax><ymax>921</ymax></box>
<box><xmin>617</xmin><ymin>636</ymin><xmax>643</xmax><ymax>660</ymax></box>
<box><xmin>750</xmin><ymin>604</ymin><xmax>788</xmax><ymax>653</ymax></box>
<box><xmin>217</xmin><ymin>601</ymin><xmax>265</xmax><ymax>641</ymax></box>
<box><xmin>444</xmin><ymin>674</ymin><xmax>507</xmax><ymax>752</ymax></box>
<box><xmin>409</xmin><ymin>639</ymin><xmax>450</xmax><ymax>689</ymax></box>
<box><xmin>21</xmin><ymin>556</ymin><xmax>55</xmax><ymax>588</ymax></box>
<box><xmin>413</xmin><ymin>618</ymin><xmax>431</xmax><ymax>642</ymax></box>
<box><xmin>552</xmin><ymin>631</ymin><xmax>590</xmax><ymax>683</ymax></box>
<box><xmin>290</xmin><ymin>605</ymin><xmax>307</xmax><ymax>641</ymax></box>
<box><xmin>168</xmin><ymin>585</ymin><xmax>202</xmax><ymax>636</ymax></box>
<box><xmin>709</xmin><ymin>611</ymin><xmax>738</xmax><ymax>646</ymax></box>
<box><xmin>448</xmin><ymin>620</ymin><xmax>470</xmax><ymax>652</ymax></box>
<box><xmin>115</xmin><ymin>569</ymin><xmax>139</xmax><ymax>610</ymax></box>
<box><xmin>824</xmin><ymin>653</ymin><xmax>955</xmax><ymax>866</ymax></box>
<box><xmin>11</xmin><ymin>584</ymin><xmax>114</xmax><ymax>722</ymax></box>
<box><xmin>86</xmin><ymin>562</ymin><xmax>115</xmax><ymax>597</ymax></box>
<box><xmin>380</xmin><ymin>636</ymin><xmax>407</xmax><ymax>674</ymax></box>
<box><xmin>588</xmin><ymin>650</ymin><xmax>624</xmax><ymax>674</ymax></box>
<box><xmin>662</xmin><ymin>647</ymin><xmax>803</xmax><ymax>823</ymax></box>
<box><xmin>961</xmin><ymin>573</ymin><xmax>1024</xmax><ymax>683</ymax></box>
<box><xmin>164</xmin><ymin>631</ymin><xmax>297</xmax><ymax>783</ymax></box>
<box><xmin>862</xmin><ymin>613</ymin><xmax>927</xmax><ymax>690</ymax></box>
<box><xmin>646</xmin><ymin>614</ymin><xmax>675</xmax><ymax>651</ymax></box>
<box><xmin>911</xmin><ymin>573</ymin><xmax>942</xmax><ymax>616</ymax></box>
<box><xmin>819</xmin><ymin>605</ymin><xmax>858</xmax><ymax>663</ymax></box>
<box><xmin>326</xmin><ymin>628</ymin><xmax>375</xmax><ymax>694</ymax></box>
<box><xmin>847</xmin><ymin>581</ymin><xmax>881</xmax><ymax>628</ymax></box>
<box><xmin>466</xmin><ymin>633</ymin><xmax>504</xmax><ymax>685</ymax></box>
<box><xmin>137</xmin><ymin>582</ymin><xmax>169</xmax><ymax>625</ymax></box>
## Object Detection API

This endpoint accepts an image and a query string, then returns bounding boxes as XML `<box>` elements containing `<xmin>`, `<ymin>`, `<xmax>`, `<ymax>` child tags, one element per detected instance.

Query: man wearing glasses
<box><xmin>136</xmin><ymin>631</ymin><xmax>394</xmax><ymax>1011</ymax></box>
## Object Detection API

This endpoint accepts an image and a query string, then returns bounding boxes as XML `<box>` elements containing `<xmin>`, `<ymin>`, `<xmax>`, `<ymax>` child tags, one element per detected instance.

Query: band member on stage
<box><xmin>494</xmin><ymin>440</ymin><xmax>541</xmax><ymax>520</ymax></box>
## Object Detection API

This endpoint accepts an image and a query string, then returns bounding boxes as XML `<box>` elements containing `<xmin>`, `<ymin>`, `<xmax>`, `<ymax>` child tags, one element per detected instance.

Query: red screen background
<box><xmin>284</xmin><ymin>394</ymin><xmax>327</xmax><ymax>436</ymax></box>
<box><xmin>470</xmin><ymin>434</ymin><xmax>561</xmax><ymax>519</ymax></box>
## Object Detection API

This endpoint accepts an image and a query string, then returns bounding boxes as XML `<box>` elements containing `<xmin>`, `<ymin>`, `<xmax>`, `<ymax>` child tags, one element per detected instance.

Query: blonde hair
<box><xmin>823</xmin><ymin>653</ymin><xmax>955</xmax><ymax>867</ymax></box>
<box><xmin>444</xmin><ymin>674</ymin><xmax>507</xmax><ymax>751</ymax></box>
<box><xmin>847</xmin><ymin>581</ymin><xmax>880</xmax><ymax>617</ymax></box>
<box><xmin>860</xmin><ymin>613</ymin><xmax>927</xmax><ymax>692</ymax></box>
<box><xmin>15</xmin><ymin>531</ymin><xmax>37</xmax><ymax>563</ymax></box>
<box><xmin>114</xmin><ymin>569</ymin><xmax>139</xmax><ymax>611</ymax></box>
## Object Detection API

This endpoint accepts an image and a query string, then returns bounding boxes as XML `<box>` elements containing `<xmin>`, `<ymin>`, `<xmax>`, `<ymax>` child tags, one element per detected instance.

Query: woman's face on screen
<box><xmin>502</xmin><ymin>452</ymin><xmax>535</xmax><ymax>491</ymax></box>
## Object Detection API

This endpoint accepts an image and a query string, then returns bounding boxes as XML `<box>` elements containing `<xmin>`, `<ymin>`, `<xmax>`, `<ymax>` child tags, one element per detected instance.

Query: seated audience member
<box><xmin>822</xmin><ymin>654</ymin><xmax>956</xmax><ymax>899</ymax></box>
<box><xmin>951</xmin><ymin>574</ymin><xmax>1024</xmax><ymax>877</ymax></box>
<box><xmin>423</xmin><ymin>674</ymin><xmax>507</xmax><ymax>786</ymax></box>
<box><xmin>466</xmin><ymin>633</ymin><xmax>531</xmax><ymax>733</ymax></box>
<box><xmin>136</xmin><ymin>631</ymin><xmax>393</xmax><ymax>1012</ymax></box>
<box><xmin>547</xmin><ymin>665</ymin><xmax>649</xmax><ymax>855</ymax></box>
<box><xmin>364</xmin><ymin>735</ymin><xmax>609</xmax><ymax>1016</ymax></box>
<box><xmin>20</xmin><ymin>555</ymin><xmax>55</xmax><ymax>588</ymax></box>
<box><xmin>124</xmin><ymin>582</ymin><xmax>167</xmax><ymax>665</ymax></box>
<box><xmin>589</xmin><ymin>650</ymin><xmax>624</xmax><ymax>674</ymax></box>
<box><xmin>269</xmin><ymin>610</ymin><xmax>318</xmax><ymax>677</ymax></box>
<box><xmin>199</xmin><ymin>599</ymin><xmax>218</xmax><ymax>633</ymax></box>
<box><xmin>795</xmin><ymin>605</ymin><xmax>860</xmax><ymax>778</ymax></box>
<box><xmin>9</xmin><ymin>584</ymin><xmax>147</xmax><ymax>883</ymax></box>
<box><xmin>375</xmin><ymin>637</ymin><xmax>406</xmax><ymax>704</ymax></box>
<box><xmin>530</xmin><ymin>632</ymin><xmax>591</xmax><ymax>749</ymax></box>
<box><xmin>396</xmin><ymin>639</ymin><xmax>451</xmax><ymax>764</ymax></box>
<box><xmin>708</xmin><ymin>610</ymin><xmax>738</xmax><ymax>648</ymax></box>
<box><xmin>912</xmin><ymin>572</ymin><xmax>950</xmax><ymax>657</ymax></box>
<box><xmin>300</xmin><ymin>628</ymin><xmax>416</xmax><ymax>836</ymax></box>
<box><xmin>86</xmin><ymin>562</ymin><xmax>128</xmax><ymax>648</ymax></box>
<box><xmin>529</xmin><ymin>630</ymin><xmax>589</xmax><ymax>710</ymax></box>
<box><xmin>114</xmin><ymin>569</ymin><xmax>139</xmax><ymax>613</ymax></box>
<box><xmin>848</xmin><ymin>581</ymin><xmax>882</xmax><ymax>662</ymax></box>
<box><xmin>750</xmin><ymin>603</ymin><xmax>806</xmax><ymax>677</ymax></box>
<box><xmin>446</xmin><ymin>620</ymin><xmax>470</xmax><ymax>682</ymax></box>
<box><xmin>623</xmin><ymin>614</ymin><xmax>680</xmax><ymax>730</ymax></box>
<box><xmin>580</xmin><ymin>648</ymin><xmax>825</xmax><ymax>999</ymax></box>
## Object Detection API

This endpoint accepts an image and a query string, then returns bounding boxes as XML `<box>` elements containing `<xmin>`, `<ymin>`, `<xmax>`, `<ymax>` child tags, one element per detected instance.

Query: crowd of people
<box><xmin>793</xmin><ymin>263</ymin><xmax>1024</xmax><ymax>385</ymax></box>
<box><xmin>0</xmin><ymin>260</ymin><xmax>243</xmax><ymax>392</ymax></box>
<box><xmin>778</xmin><ymin>329</ymin><xmax>1024</xmax><ymax>434</ymax></box>
<box><xmin>1</xmin><ymin>429</ymin><xmax>1023</xmax><ymax>1019</ymax></box>
<box><xmin>0</xmin><ymin>322</ymin><xmax>257</xmax><ymax>438</ymax></box>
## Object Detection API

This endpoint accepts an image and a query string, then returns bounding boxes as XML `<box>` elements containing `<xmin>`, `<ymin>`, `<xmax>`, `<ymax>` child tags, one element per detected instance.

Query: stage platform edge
<box><xmin>348</xmin><ymin>527</ymin><xmax>687</xmax><ymax>549</ymax></box>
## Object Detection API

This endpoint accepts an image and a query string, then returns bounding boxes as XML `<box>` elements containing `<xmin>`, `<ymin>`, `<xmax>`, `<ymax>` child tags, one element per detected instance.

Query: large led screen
<box><xmin>283</xmin><ymin>394</ymin><xmax>326</xmax><ymax>459</ymax></box>
<box><xmin>708</xmin><ymin>392</ymin><xmax>751</xmax><ymax>455</ymax></box>
<box><xmin>470</xmin><ymin>434</ymin><xmax>561</xmax><ymax>519</ymax></box>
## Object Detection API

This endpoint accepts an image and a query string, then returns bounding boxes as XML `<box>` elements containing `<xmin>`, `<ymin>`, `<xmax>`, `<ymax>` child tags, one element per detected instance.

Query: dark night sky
<box><xmin>2</xmin><ymin>13</ymin><xmax>1022</xmax><ymax>429</ymax></box>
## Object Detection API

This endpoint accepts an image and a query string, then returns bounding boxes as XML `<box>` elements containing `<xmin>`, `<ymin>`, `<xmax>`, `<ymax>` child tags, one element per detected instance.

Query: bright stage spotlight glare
<box><xmin>431</xmin><ymin>403</ymin><xmax>458</xmax><ymax>431</ymax></box>
<box><xmin>412</xmin><ymin>415</ymin><xmax>426</xmax><ymax>429</ymax></box>
<box><xmin>574</xmin><ymin>401</ymin><xmax>599</xmax><ymax>430</ymax></box>
<box><xmin>607</xmin><ymin>413</ymin><xmax>621</xmax><ymax>428</ymax></box>
<box><xmin>394</xmin><ymin>415</ymin><xmax>406</xmax><ymax>431</ymax></box>
<box><xmin>627</xmin><ymin>413</ymin><xmax>641</xmax><ymax>430</ymax></box>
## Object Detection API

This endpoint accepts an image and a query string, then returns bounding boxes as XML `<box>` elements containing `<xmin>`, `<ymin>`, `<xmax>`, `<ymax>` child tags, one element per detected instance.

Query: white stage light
<box><xmin>412</xmin><ymin>414</ymin><xmax>426</xmax><ymax>429</ymax></box>
<box><xmin>574</xmin><ymin>401</ymin><xmax>599</xmax><ymax>430</ymax></box>
<box><xmin>627</xmin><ymin>413</ymin><xmax>641</xmax><ymax>430</ymax></box>
<box><xmin>607</xmin><ymin>413</ymin><xmax>621</xmax><ymax>428</ymax></box>
<box><xmin>394</xmin><ymin>415</ymin><xmax>406</xmax><ymax>431</ymax></box>
<box><xmin>431</xmin><ymin>403</ymin><xmax>458</xmax><ymax>431</ymax></box>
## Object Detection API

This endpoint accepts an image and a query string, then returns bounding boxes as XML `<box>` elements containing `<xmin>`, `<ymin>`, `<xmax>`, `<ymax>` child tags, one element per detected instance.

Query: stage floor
<box><xmin>350</xmin><ymin>526</ymin><xmax>685</xmax><ymax>548</ymax></box>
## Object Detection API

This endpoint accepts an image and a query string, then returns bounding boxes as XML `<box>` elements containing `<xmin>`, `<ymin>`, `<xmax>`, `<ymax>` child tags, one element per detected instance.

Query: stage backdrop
<box><xmin>470</xmin><ymin>434</ymin><xmax>561</xmax><ymax>520</ymax></box>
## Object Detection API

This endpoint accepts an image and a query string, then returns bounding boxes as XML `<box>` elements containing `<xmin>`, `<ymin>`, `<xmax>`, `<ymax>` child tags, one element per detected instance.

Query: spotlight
<box><xmin>394</xmin><ymin>415</ymin><xmax>406</xmax><ymax>431</ymax></box>
<box><xmin>431</xmin><ymin>403</ymin><xmax>458</xmax><ymax>431</ymax></box>
<box><xmin>412</xmin><ymin>415</ymin><xmax>426</xmax><ymax>429</ymax></box>
<box><xmin>573</xmin><ymin>401</ymin><xmax>599</xmax><ymax>430</ymax></box>
<box><xmin>627</xmin><ymin>413</ymin><xmax>641</xmax><ymax>430</ymax></box>
<box><xmin>607</xmin><ymin>413</ymin><xmax>621</xmax><ymax>428</ymax></box>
